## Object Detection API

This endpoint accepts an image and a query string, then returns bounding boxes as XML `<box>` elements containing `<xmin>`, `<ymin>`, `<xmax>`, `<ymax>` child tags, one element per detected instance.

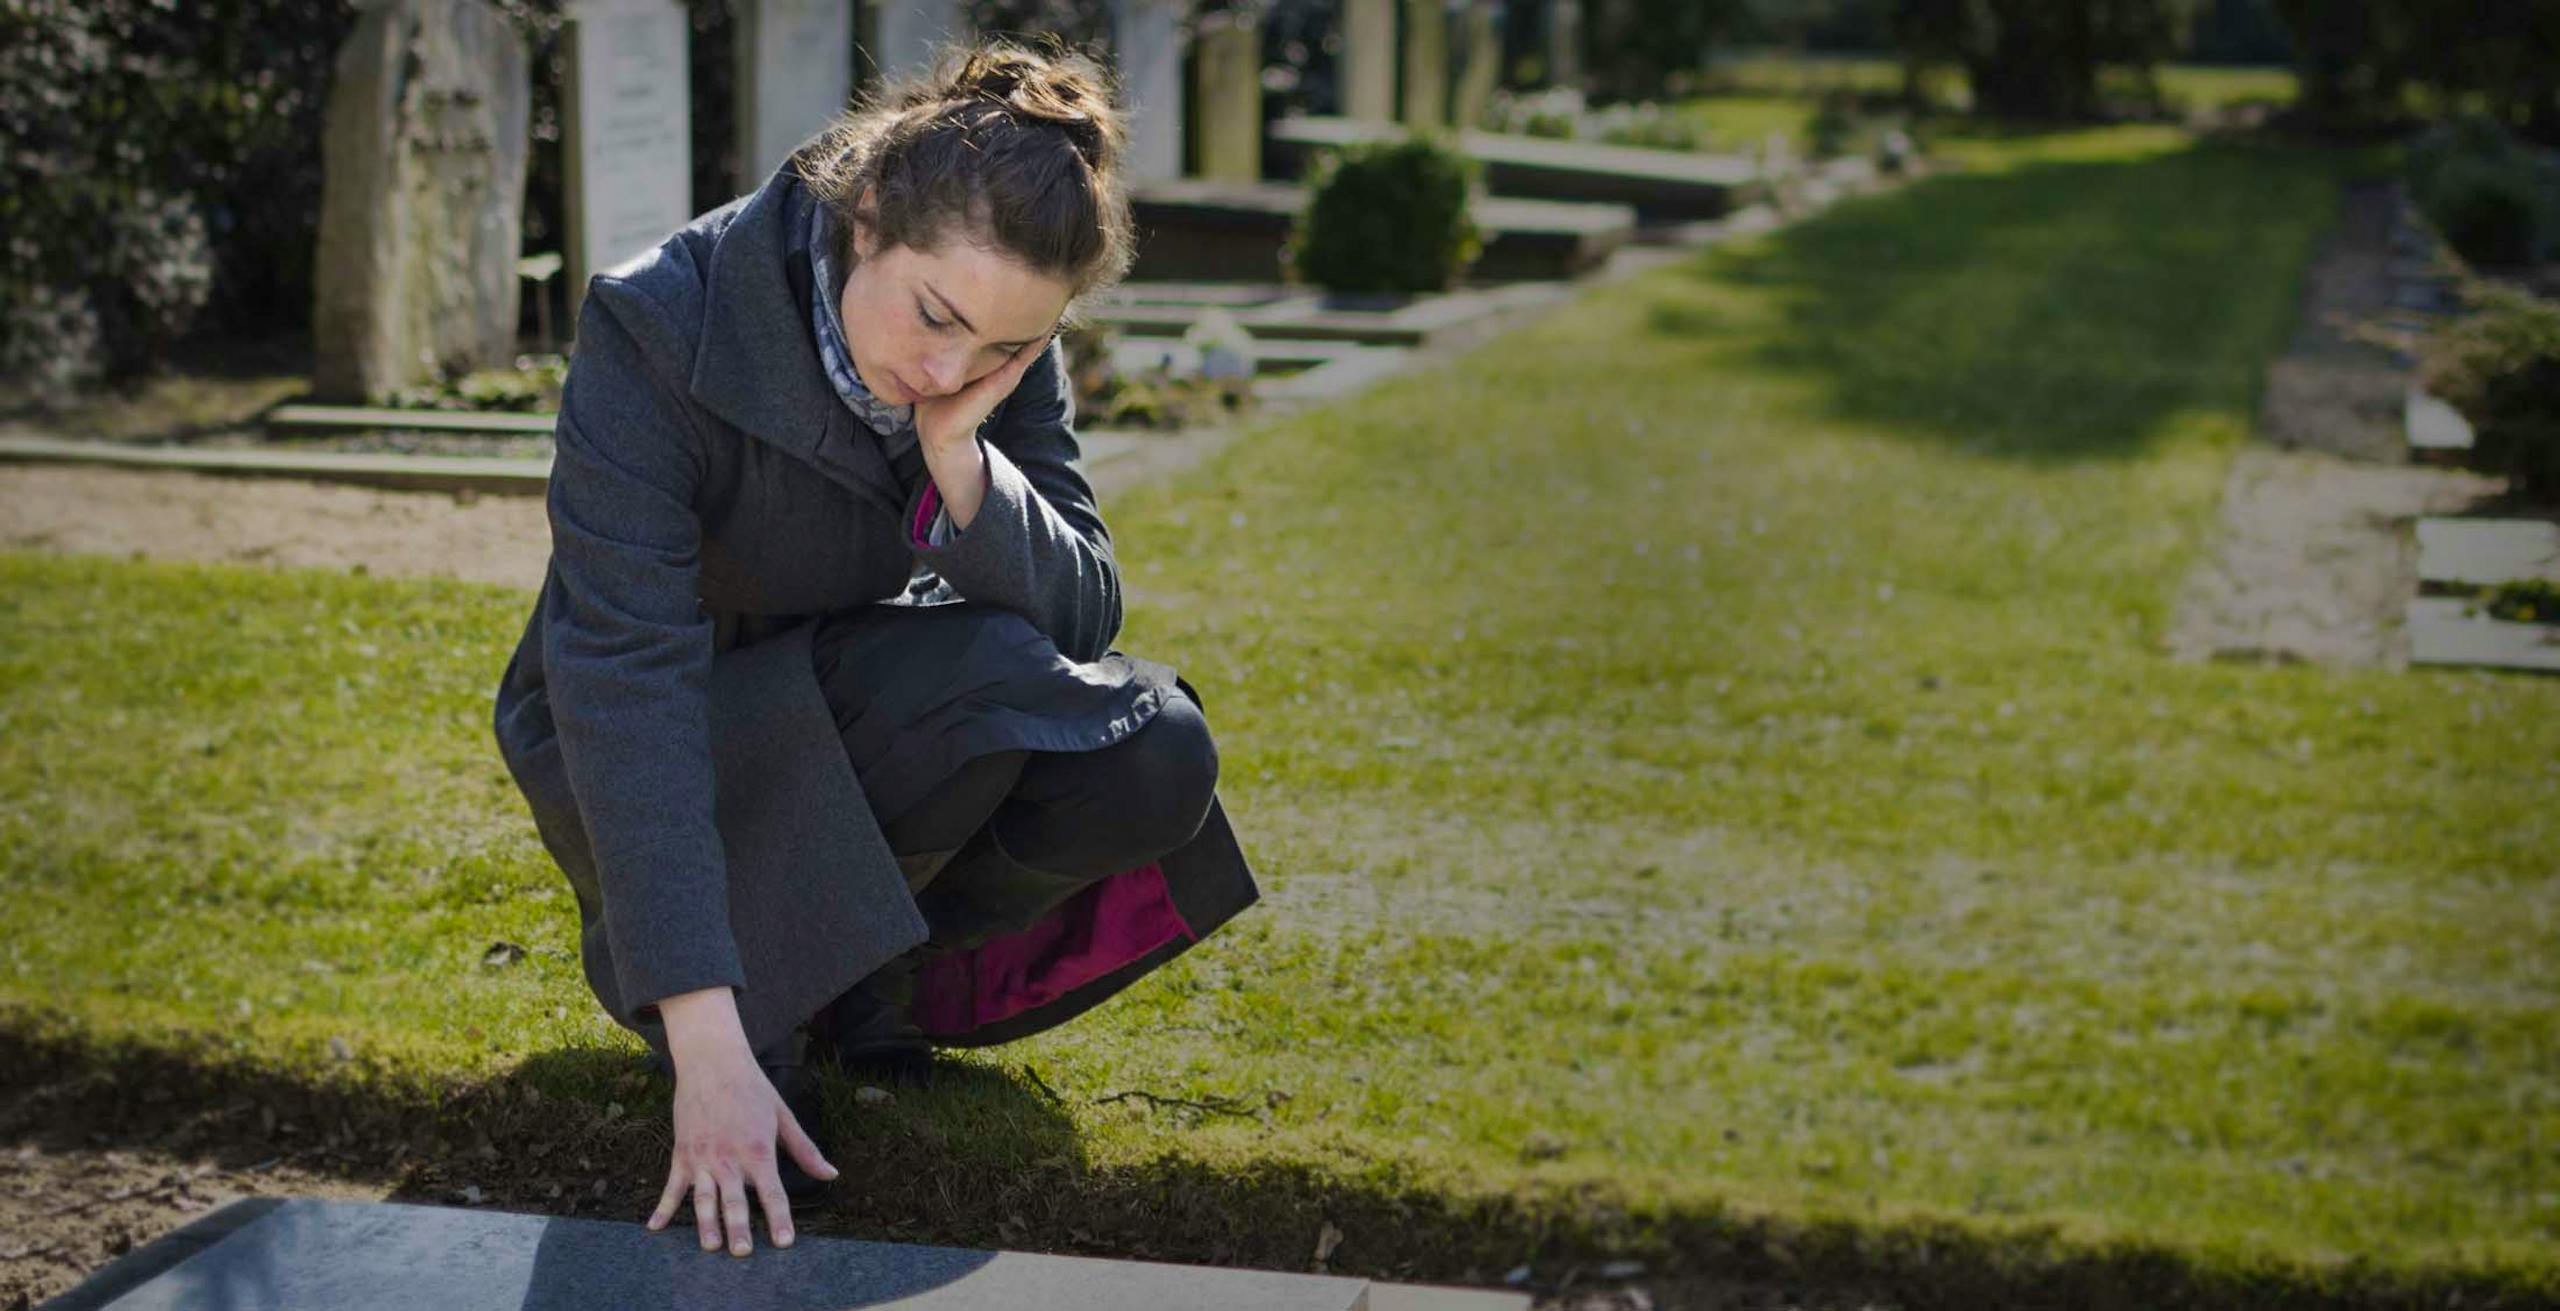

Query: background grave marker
<box><xmin>563</xmin><ymin>0</ymin><xmax>693</xmax><ymax>323</ymax></box>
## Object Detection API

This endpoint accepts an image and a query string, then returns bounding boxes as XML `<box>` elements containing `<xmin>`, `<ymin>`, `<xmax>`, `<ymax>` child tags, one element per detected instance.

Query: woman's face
<box><xmin>840</xmin><ymin>218</ymin><xmax>1072</xmax><ymax>405</ymax></box>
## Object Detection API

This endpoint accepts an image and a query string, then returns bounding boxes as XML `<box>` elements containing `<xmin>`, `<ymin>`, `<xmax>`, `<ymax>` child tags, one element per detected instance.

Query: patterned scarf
<box><xmin>807</xmin><ymin>202</ymin><xmax>919</xmax><ymax>460</ymax></box>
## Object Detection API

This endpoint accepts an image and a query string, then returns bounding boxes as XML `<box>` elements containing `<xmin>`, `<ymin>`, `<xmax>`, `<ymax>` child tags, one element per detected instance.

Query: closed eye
<box><xmin>919</xmin><ymin>295</ymin><xmax>1041</xmax><ymax>353</ymax></box>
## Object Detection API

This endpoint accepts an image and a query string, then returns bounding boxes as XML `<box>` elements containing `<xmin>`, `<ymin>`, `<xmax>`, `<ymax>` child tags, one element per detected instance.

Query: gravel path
<box><xmin>0</xmin><ymin>464</ymin><xmax>553</xmax><ymax>591</ymax></box>
<box><xmin>2168</xmin><ymin>181</ymin><xmax>2504</xmax><ymax>667</ymax></box>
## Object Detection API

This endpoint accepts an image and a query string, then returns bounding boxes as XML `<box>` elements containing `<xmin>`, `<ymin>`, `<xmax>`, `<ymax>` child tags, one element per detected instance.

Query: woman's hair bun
<box><xmin>941</xmin><ymin>43</ymin><xmax>1115</xmax><ymax>168</ymax></box>
<box><xmin>796</xmin><ymin>37</ymin><xmax>1136</xmax><ymax>299</ymax></box>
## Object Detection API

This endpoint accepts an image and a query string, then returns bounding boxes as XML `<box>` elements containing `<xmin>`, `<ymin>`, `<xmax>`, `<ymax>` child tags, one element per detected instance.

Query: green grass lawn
<box><xmin>1664</xmin><ymin>94</ymin><xmax>1822</xmax><ymax>154</ymax></box>
<box><xmin>4</xmin><ymin>125</ymin><xmax>2554</xmax><ymax>1305</ymax></box>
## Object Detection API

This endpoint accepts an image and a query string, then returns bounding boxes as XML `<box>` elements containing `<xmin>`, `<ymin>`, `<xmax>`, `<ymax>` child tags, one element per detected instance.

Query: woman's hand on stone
<box><xmin>915</xmin><ymin>337</ymin><xmax>1049</xmax><ymax>455</ymax></box>
<box><xmin>646</xmin><ymin>1042</ymin><xmax>834</xmax><ymax>1255</ymax></box>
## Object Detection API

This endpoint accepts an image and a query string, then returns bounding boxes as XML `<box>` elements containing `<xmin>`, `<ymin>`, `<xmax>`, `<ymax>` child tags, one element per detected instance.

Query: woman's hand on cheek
<box><xmin>915</xmin><ymin>338</ymin><xmax>1048</xmax><ymax>456</ymax></box>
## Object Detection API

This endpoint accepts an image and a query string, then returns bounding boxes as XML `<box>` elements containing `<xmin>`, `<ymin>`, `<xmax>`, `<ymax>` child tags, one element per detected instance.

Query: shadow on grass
<box><xmin>1650</xmin><ymin>133</ymin><xmax>2340</xmax><ymax>465</ymax></box>
<box><xmin>6</xmin><ymin>1014</ymin><xmax>2546</xmax><ymax>1311</ymax></box>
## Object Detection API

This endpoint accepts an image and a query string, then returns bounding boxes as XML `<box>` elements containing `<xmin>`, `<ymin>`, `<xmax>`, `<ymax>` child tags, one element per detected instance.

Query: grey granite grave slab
<box><xmin>50</xmin><ymin>1199</ymin><xmax>1529</xmax><ymax>1311</ymax></box>
<box><xmin>2415</xmin><ymin>517</ymin><xmax>2560</xmax><ymax>588</ymax></box>
<box><xmin>2404</xmin><ymin>386</ymin><xmax>2475</xmax><ymax>456</ymax></box>
<box><xmin>2407</xmin><ymin>597</ymin><xmax>2560</xmax><ymax>672</ymax></box>
<box><xmin>68</xmin><ymin>1199</ymin><xmax>1374</xmax><ymax>1310</ymax></box>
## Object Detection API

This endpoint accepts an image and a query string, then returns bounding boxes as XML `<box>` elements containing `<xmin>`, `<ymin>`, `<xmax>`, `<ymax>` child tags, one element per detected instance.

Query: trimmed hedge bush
<box><xmin>0</xmin><ymin>0</ymin><xmax>745</xmax><ymax>395</ymax></box>
<box><xmin>2408</xmin><ymin>113</ymin><xmax>2558</xmax><ymax>269</ymax></box>
<box><xmin>0</xmin><ymin>1</ymin><xmax>352</xmax><ymax>390</ymax></box>
<box><xmin>2422</xmin><ymin>283</ymin><xmax>2560</xmax><ymax>502</ymax></box>
<box><xmin>1285</xmin><ymin>136</ymin><xmax>1481</xmax><ymax>296</ymax></box>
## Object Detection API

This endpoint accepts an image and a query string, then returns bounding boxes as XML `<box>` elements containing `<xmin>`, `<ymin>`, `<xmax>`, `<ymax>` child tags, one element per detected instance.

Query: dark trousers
<box><xmin>813</xmin><ymin>607</ymin><xmax>1221</xmax><ymax>951</ymax></box>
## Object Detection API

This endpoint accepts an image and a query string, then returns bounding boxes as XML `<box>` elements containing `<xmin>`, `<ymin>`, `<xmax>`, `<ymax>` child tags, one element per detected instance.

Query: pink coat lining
<box><xmin>910</xmin><ymin>862</ymin><xmax>1196</xmax><ymax>1036</ymax></box>
<box><xmin>911</xmin><ymin>483</ymin><xmax>943</xmax><ymax>547</ymax></box>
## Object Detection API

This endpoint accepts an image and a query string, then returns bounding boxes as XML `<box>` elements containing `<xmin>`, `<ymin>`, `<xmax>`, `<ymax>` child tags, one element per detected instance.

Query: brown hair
<box><xmin>793</xmin><ymin>40</ymin><xmax>1135</xmax><ymax>309</ymax></box>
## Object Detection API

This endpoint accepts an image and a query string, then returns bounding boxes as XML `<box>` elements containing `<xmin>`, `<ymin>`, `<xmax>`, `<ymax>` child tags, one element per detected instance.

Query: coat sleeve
<box><xmin>540</xmin><ymin>279</ymin><xmax>744</xmax><ymax>1018</ymax></box>
<box><xmin>905</xmin><ymin>338</ymin><xmax>1124</xmax><ymax>662</ymax></box>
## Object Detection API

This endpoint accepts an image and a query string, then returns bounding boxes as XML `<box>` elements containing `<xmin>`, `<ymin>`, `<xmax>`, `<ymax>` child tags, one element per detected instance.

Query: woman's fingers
<box><xmin>774</xmin><ymin>1104</ymin><xmax>838</xmax><ymax>1184</ymax></box>
<box><xmin>646</xmin><ymin>1157</ymin><xmax>688</xmax><ymax>1231</ymax></box>
<box><xmin>921</xmin><ymin>339</ymin><xmax>1048</xmax><ymax>448</ymax></box>
<box><xmin>719</xmin><ymin>1172</ymin><xmax>756</xmax><ymax>1256</ymax></box>
<box><xmin>750</xmin><ymin>1163</ymin><xmax>796</xmax><ymax>1249</ymax></box>
<box><xmin>691</xmin><ymin>1169</ymin><xmax>722</xmax><ymax>1251</ymax></box>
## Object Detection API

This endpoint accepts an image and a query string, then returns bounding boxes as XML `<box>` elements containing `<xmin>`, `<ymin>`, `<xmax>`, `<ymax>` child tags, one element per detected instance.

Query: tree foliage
<box><xmin>1581</xmin><ymin>0</ymin><xmax>1753</xmax><ymax>102</ymax></box>
<box><xmin>1892</xmin><ymin>0</ymin><xmax>2191</xmax><ymax>120</ymax></box>
<box><xmin>2271</xmin><ymin>0</ymin><xmax>2560</xmax><ymax>142</ymax></box>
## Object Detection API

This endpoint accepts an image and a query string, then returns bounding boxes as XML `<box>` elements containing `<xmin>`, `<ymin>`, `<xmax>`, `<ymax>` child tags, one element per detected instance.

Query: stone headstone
<box><xmin>1545</xmin><ymin>0</ymin><xmax>1582</xmax><ymax>89</ymax></box>
<box><xmin>1339</xmin><ymin>0</ymin><xmax>1397</xmax><ymax>122</ymax></box>
<box><xmin>311</xmin><ymin>0</ymin><xmax>530</xmax><ymax>403</ymax></box>
<box><xmin>734</xmin><ymin>0</ymin><xmax>855</xmax><ymax>188</ymax></box>
<box><xmin>870</xmin><ymin>0</ymin><xmax>970</xmax><ymax>82</ymax></box>
<box><xmin>51</xmin><ymin>1198</ymin><xmax>1528</xmax><ymax>1310</ymax></box>
<box><xmin>1449</xmin><ymin>0</ymin><xmax>1501</xmax><ymax>130</ymax></box>
<box><xmin>563</xmin><ymin>0</ymin><xmax>692</xmax><ymax>325</ymax></box>
<box><xmin>2405</xmin><ymin>386</ymin><xmax>2476</xmax><ymax>454</ymax></box>
<box><xmin>1192</xmin><ymin>8</ymin><xmax>1263</xmax><ymax>184</ymax></box>
<box><xmin>1400</xmin><ymin>0</ymin><xmax>1450</xmax><ymax>128</ymax></box>
<box><xmin>1113</xmin><ymin>0</ymin><xmax>1188</xmax><ymax>182</ymax></box>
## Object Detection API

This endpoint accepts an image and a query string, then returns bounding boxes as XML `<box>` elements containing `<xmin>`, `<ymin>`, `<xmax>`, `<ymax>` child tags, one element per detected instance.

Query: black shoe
<box><xmin>753</xmin><ymin>1029</ymin><xmax>835</xmax><ymax>1200</ymax></box>
<box><xmin>811</xmin><ymin>955</ymin><xmax>934</xmax><ymax>1086</ymax></box>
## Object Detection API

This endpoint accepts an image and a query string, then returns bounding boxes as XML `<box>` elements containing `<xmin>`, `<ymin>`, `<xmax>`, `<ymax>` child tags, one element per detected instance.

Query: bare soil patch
<box><xmin>0</xmin><ymin>426</ymin><xmax>1230</xmax><ymax>594</ymax></box>
<box><xmin>0</xmin><ymin>463</ymin><xmax>552</xmax><ymax>592</ymax></box>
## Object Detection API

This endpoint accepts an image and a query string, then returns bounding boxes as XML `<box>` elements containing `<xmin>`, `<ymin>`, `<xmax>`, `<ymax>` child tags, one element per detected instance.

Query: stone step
<box><xmin>0</xmin><ymin>434</ymin><xmax>552</xmax><ymax>497</ymax></box>
<box><xmin>2415</xmin><ymin>517</ymin><xmax>2560</xmax><ymax>588</ymax></box>
<box><xmin>1091</xmin><ymin>280</ymin><xmax>1568</xmax><ymax>351</ymax></box>
<box><xmin>1130</xmin><ymin>177</ymin><xmax>1635</xmax><ymax>283</ymax></box>
<box><xmin>266</xmin><ymin>404</ymin><xmax>558</xmax><ymax>437</ymax></box>
<box><xmin>42</xmin><ymin>1198</ymin><xmax>1530</xmax><ymax>1311</ymax></box>
<box><xmin>1270</xmin><ymin>115</ymin><xmax>1758</xmax><ymax>221</ymax></box>
<box><xmin>2404</xmin><ymin>387</ymin><xmax>2476</xmax><ymax>458</ymax></box>
<box><xmin>2406</xmin><ymin>596</ymin><xmax>2560</xmax><ymax>672</ymax></box>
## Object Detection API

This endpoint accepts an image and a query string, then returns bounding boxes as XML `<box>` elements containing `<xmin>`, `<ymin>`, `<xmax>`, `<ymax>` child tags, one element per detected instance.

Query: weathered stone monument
<box><xmin>562</xmin><ymin>0</ymin><xmax>692</xmax><ymax>323</ymax></box>
<box><xmin>311</xmin><ymin>0</ymin><xmax>529</xmax><ymax>403</ymax></box>
<box><xmin>735</xmin><ymin>0</ymin><xmax>855</xmax><ymax>188</ymax></box>
<box><xmin>1192</xmin><ymin>7</ymin><xmax>1263</xmax><ymax>183</ymax></box>
<box><xmin>868</xmin><ymin>0</ymin><xmax>971</xmax><ymax>82</ymax></box>
<box><xmin>1450</xmin><ymin>0</ymin><xmax>1501</xmax><ymax>130</ymax></box>
<box><xmin>1339</xmin><ymin>0</ymin><xmax>1397</xmax><ymax>122</ymax></box>
<box><xmin>1399</xmin><ymin>0</ymin><xmax>1450</xmax><ymax>128</ymax></box>
<box><xmin>1112</xmin><ymin>0</ymin><xmax>1188</xmax><ymax>182</ymax></box>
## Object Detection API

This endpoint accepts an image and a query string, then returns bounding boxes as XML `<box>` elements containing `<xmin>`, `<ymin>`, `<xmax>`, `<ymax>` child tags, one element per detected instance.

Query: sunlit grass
<box><xmin>1</xmin><ymin>124</ymin><xmax>2550</xmax><ymax>1301</ymax></box>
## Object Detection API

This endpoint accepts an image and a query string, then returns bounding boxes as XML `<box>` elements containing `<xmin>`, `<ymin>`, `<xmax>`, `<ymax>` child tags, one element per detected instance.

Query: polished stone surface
<box><xmin>57</xmin><ymin>1199</ymin><xmax>1529</xmax><ymax>1310</ymax></box>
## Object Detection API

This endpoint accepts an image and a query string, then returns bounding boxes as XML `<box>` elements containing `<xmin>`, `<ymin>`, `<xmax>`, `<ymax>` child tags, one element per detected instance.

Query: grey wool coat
<box><xmin>491</xmin><ymin>164</ymin><xmax>1258</xmax><ymax>1063</ymax></box>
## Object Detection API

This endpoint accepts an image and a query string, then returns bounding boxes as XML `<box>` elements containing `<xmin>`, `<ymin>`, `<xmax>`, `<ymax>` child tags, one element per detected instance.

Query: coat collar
<box><xmin>688</xmin><ymin>165</ymin><xmax>906</xmax><ymax>514</ymax></box>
